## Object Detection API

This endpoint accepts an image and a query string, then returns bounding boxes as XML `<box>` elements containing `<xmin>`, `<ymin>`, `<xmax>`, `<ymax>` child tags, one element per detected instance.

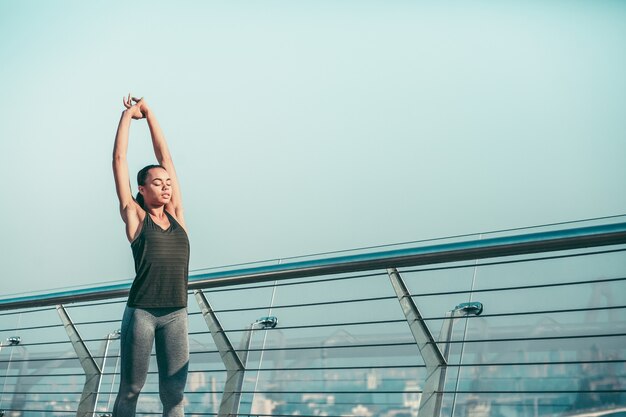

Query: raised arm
<box><xmin>112</xmin><ymin>96</ymin><xmax>144</xmax><ymax>241</ymax></box>
<box><xmin>134</xmin><ymin>98</ymin><xmax>186</xmax><ymax>226</ymax></box>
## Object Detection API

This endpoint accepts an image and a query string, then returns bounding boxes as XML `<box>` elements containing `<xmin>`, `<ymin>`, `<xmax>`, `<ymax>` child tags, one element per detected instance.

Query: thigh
<box><xmin>119</xmin><ymin>307</ymin><xmax>156</xmax><ymax>386</ymax></box>
<box><xmin>154</xmin><ymin>308</ymin><xmax>189</xmax><ymax>380</ymax></box>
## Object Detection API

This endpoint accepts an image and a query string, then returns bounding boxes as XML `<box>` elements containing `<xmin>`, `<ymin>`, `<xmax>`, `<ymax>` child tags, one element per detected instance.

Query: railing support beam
<box><xmin>195</xmin><ymin>290</ymin><xmax>258</xmax><ymax>417</ymax></box>
<box><xmin>57</xmin><ymin>305</ymin><xmax>103</xmax><ymax>417</ymax></box>
<box><xmin>387</xmin><ymin>268</ymin><xmax>447</xmax><ymax>417</ymax></box>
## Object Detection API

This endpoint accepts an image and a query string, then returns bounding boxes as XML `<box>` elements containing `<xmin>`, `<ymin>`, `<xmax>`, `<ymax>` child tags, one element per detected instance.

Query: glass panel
<box><xmin>456</xmin><ymin>247</ymin><xmax>626</xmax><ymax>416</ymax></box>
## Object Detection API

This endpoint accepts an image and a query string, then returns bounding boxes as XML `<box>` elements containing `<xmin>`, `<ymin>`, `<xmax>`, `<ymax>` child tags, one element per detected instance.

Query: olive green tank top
<box><xmin>128</xmin><ymin>210</ymin><xmax>190</xmax><ymax>308</ymax></box>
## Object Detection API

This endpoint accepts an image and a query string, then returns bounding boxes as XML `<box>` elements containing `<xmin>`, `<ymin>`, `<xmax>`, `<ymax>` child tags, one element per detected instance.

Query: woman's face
<box><xmin>139</xmin><ymin>167</ymin><xmax>172</xmax><ymax>207</ymax></box>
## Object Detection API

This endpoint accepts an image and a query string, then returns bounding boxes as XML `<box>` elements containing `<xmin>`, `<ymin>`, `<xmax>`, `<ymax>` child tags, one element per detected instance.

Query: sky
<box><xmin>0</xmin><ymin>0</ymin><xmax>625</xmax><ymax>296</ymax></box>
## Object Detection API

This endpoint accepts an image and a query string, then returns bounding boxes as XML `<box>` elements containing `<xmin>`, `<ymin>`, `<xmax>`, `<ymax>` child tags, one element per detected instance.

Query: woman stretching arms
<box><xmin>112</xmin><ymin>95</ymin><xmax>189</xmax><ymax>417</ymax></box>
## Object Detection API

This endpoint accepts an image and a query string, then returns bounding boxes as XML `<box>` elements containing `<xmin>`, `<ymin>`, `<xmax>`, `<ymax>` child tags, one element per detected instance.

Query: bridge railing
<box><xmin>1</xmin><ymin>218</ymin><xmax>625</xmax><ymax>417</ymax></box>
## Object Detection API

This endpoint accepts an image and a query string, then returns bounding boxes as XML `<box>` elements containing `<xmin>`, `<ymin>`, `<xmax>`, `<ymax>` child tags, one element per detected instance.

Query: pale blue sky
<box><xmin>1</xmin><ymin>1</ymin><xmax>625</xmax><ymax>296</ymax></box>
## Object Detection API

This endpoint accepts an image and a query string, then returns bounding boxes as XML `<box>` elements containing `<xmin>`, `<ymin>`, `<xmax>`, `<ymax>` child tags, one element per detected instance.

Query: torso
<box><xmin>127</xmin><ymin>209</ymin><xmax>190</xmax><ymax>308</ymax></box>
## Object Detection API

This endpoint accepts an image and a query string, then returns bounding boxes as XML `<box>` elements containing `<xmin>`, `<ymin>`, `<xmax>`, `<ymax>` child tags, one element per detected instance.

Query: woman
<box><xmin>112</xmin><ymin>95</ymin><xmax>190</xmax><ymax>417</ymax></box>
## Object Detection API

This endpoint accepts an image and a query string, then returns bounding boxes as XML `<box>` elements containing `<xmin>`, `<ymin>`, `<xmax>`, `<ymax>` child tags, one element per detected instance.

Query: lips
<box><xmin>162</xmin><ymin>193</ymin><xmax>171</xmax><ymax>199</ymax></box>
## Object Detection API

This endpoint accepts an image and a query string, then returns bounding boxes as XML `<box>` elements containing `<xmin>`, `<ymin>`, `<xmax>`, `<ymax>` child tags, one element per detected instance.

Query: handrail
<box><xmin>1</xmin><ymin>222</ymin><xmax>626</xmax><ymax>311</ymax></box>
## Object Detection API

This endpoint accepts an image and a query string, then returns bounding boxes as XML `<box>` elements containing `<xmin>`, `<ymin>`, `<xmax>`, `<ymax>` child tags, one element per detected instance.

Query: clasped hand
<box><xmin>123</xmin><ymin>94</ymin><xmax>149</xmax><ymax>119</ymax></box>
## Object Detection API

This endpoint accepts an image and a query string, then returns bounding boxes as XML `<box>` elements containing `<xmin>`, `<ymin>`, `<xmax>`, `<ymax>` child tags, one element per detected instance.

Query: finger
<box><xmin>123</xmin><ymin>97</ymin><xmax>131</xmax><ymax>109</ymax></box>
<box><xmin>132</xmin><ymin>96</ymin><xmax>142</xmax><ymax>104</ymax></box>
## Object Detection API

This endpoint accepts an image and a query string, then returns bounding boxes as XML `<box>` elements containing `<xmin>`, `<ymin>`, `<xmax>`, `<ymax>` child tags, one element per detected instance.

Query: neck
<box><xmin>145</xmin><ymin>205</ymin><xmax>165</xmax><ymax>218</ymax></box>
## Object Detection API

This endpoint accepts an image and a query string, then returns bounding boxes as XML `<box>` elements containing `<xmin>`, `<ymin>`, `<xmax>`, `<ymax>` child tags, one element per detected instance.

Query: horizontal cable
<box><xmin>0</xmin><ymin>316</ymin><xmax>124</xmax><ymax>332</ymax></box>
<box><xmin>0</xmin><ymin>322</ymin><xmax>65</xmax><ymax>332</ymax></box>
<box><xmin>466</xmin><ymin>304</ymin><xmax>626</xmax><ymax>319</ymax></box>
<box><xmin>65</xmin><ymin>298</ymin><xmax>127</xmax><ymax>309</ymax></box>
<box><xmin>238</xmin><ymin>401</ymin><xmax>578</xmax><ymax>407</ymax></box>
<box><xmin>0</xmin><ymin>305</ymin><xmax>56</xmax><ymax>317</ymax></box>
<box><xmin>2</xmin><ymin>332</ymin><xmax>625</xmax><ymax>365</ymax></box>
<box><xmin>195</xmin><ymin>304</ymin><xmax>626</xmax><ymax>335</ymax></box>
<box><xmin>0</xmin><ymin>410</ymin><xmax>78</xmax><ymax>414</ymax></box>
<box><xmin>195</xmin><ymin>271</ymin><xmax>387</xmax><ymax>294</ymax></box>
<box><xmin>9</xmin><ymin>329</ymin><xmax>623</xmax><ymax>363</ymax></box>
<box><xmin>440</xmin><ymin>389</ymin><xmax>626</xmax><ymax>394</ymax></box>
<box><xmin>186</xmin><ymin>319</ymin><xmax>407</xmax><ymax>335</ymax></box>
<box><xmin>188</xmin><ymin>333</ymin><xmax>626</xmax><ymax>354</ymax></box>
<box><xmin>436</xmin><ymin>275</ymin><xmax>626</xmax><ymax>297</ymax></box>
<box><xmin>0</xmin><ymin>400</ymin><xmax>607</xmax><ymax>413</ymax></box>
<box><xmin>444</xmin><ymin>332</ymin><xmax>626</xmax><ymax>344</ymax></box>
<box><xmin>199</xmin><ymin>295</ymin><xmax>397</xmax><ymax>314</ymax></box>
<box><xmin>195</xmin><ymin>275</ymin><xmax>626</xmax><ymax>316</ymax></box>
<box><xmin>402</xmin><ymin>247</ymin><xmax>626</xmax><ymax>274</ymax></box>
<box><xmin>0</xmin><ymin>372</ymin><xmax>85</xmax><ymax>378</ymax></box>
<box><xmin>196</xmin><ymin>331</ymin><xmax>626</xmax><ymax>354</ymax></box>
<box><xmin>238</xmin><ymin>374</ymin><xmax>619</xmax><ymax>383</ymax></box>
<box><xmin>0</xmin><ymin>356</ymin><xmax>81</xmax><ymax>364</ymax></box>
<box><xmin>10</xmin><ymin>377</ymin><xmax>626</xmax><ymax>394</ymax></box>
<box><xmin>5</xmin><ymin>359</ymin><xmax>625</xmax><ymax>378</ymax></box>
<box><xmin>4</xmin><ymin>339</ymin><xmax>73</xmax><ymax>347</ymax></box>
<box><xmin>188</xmin><ymin>388</ymin><xmax>625</xmax><ymax>395</ymax></box>
<box><xmin>54</xmin><ymin>388</ymin><xmax>625</xmax><ymax>395</ymax></box>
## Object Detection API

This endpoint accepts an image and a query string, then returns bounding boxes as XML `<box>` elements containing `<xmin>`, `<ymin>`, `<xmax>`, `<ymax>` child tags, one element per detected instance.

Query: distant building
<box><xmin>251</xmin><ymin>394</ymin><xmax>277</xmax><ymax>414</ymax></box>
<box><xmin>403</xmin><ymin>380</ymin><xmax>421</xmax><ymax>413</ymax></box>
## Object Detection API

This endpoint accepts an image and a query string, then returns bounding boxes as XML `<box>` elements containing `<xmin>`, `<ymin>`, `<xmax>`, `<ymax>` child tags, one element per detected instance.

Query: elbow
<box><xmin>159</xmin><ymin>155</ymin><xmax>173</xmax><ymax>165</ymax></box>
<box><xmin>112</xmin><ymin>154</ymin><xmax>127</xmax><ymax>165</ymax></box>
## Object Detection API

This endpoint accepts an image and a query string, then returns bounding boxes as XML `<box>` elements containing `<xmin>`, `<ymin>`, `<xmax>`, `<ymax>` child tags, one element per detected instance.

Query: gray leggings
<box><xmin>113</xmin><ymin>306</ymin><xmax>189</xmax><ymax>417</ymax></box>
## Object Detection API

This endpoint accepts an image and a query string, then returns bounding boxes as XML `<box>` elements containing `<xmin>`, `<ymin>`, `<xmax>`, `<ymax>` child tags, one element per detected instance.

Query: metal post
<box><xmin>57</xmin><ymin>305</ymin><xmax>102</xmax><ymax>417</ymax></box>
<box><xmin>387</xmin><ymin>268</ymin><xmax>447</xmax><ymax>417</ymax></box>
<box><xmin>194</xmin><ymin>290</ymin><xmax>251</xmax><ymax>417</ymax></box>
<box><xmin>0</xmin><ymin>337</ymin><xmax>27</xmax><ymax>417</ymax></box>
<box><xmin>388</xmin><ymin>269</ymin><xmax>484</xmax><ymax>417</ymax></box>
<box><xmin>8</xmin><ymin>345</ymin><xmax>28</xmax><ymax>417</ymax></box>
<box><xmin>95</xmin><ymin>330</ymin><xmax>120</xmax><ymax>413</ymax></box>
